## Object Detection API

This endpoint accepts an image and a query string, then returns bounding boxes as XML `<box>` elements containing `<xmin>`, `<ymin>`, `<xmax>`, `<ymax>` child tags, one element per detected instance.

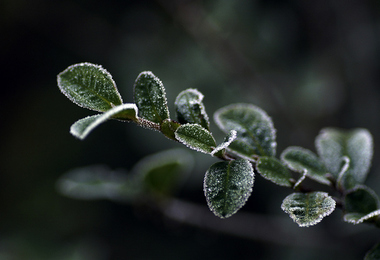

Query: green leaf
<box><xmin>365</xmin><ymin>243</ymin><xmax>380</xmax><ymax>260</ymax></box>
<box><xmin>204</xmin><ymin>159</ymin><xmax>254</xmax><ymax>218</ymax></box>
<box><xmin>175</xmin><ymin>88</ymin><xmax>210</xmax><ymax>130</ymax></box>
<box><xmin>315</xmin><ymin>128</ymin><xmax>373</xmax><ymax>190</ymax></box>
<box><xmin>214</xmin><ymin>103</ymin><xmax>276</xmax><ymax>158</ymax></box>
<box><xmin>160</xmin><ymin>119</ymin><xmax>181</xmax><ymax>140</ymax></box>
<box><xmin>70</xmin><ymin>104</ymin><xmax>138</xmax><ymax>139</ymax></box>
<box><xmin>175</xmin><ymin>124</ymin><xmax>216</xmax><ymax>154</ymax></box>
<box><xmin>58</xmin><ymin>63</ymin><xmax>123</xmax><ymax>112</ymax></box>
<box><xmin>133</xmin><ymin>71</ymin><xmax>170</xmax><ymax>124</ymax></box>
<box><xmin>281</xmin><ymin>192</ymin><xmax>336</xmax><ymax>227</ymax></box>
<box><xmin>132</xmin><ymin>149</ymin><xmax>194</xmax><ymax>196</ymax></box>
<box><xmin>343</xmin><ymin>185</ymin><xmax>380</xmax><ymax>224</ymax></box>
<box><xmin>56</xmin><ymin>165</ymin><xmax>139</xmax><ymax>202</ymax></box>
<box><xmin>281</xmin><ymin>146</ymin><xmax>331</xmax><ymax>186</ymax></box>
<box><xmin>256</xmin><ymin>157</ymin><xmax>293</xmax><ymax>187</ymax></box>
<box><xmin>211</xmin><ymin>130</ymin><xmax>237</xmax><ymax>157</ymax></box>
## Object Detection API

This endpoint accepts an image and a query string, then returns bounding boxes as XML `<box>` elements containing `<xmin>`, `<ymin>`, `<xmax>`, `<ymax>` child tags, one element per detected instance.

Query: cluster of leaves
<box><xmin>58</xmin><ymin>63</ymin><xmax>380</xmax><ymax>258</ymax></box>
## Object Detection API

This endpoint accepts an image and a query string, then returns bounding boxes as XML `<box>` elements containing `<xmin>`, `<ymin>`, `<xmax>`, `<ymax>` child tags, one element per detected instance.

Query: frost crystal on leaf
<box><xmin>57</xmin><ymin>62</ymin><xmax>123</xmax><ymax>112</ymax></box>
<box><xmin>70</xmin><ymin>104</ymin><xmax>138</xmax><ymax>139</ymax></box>
<box><xmin>214</xmin><ymin>103</ymin><xmax>277</xmax><ymax>157</ymax></box>
<box><xmin>204</xmin><ymin>159</ymin><xmax>254</xmax><ymax>218</ymax></box>
<box><xmin>175</xmin><ymin>124</ymin><xmax>216</xmax><ymax>154</ymax></box>
<box><xmin>175</xmin><ymin>88</ymin><xmax>210</xmax><ymax>130</ymax></box>
<box><xmin>281</xmin><ymin>192</ymin><xmax>336</xmax><ymax>227</ymax></box>
<box><xmin>133</xmin><ymin>71</ymin><xmax>170</xmax><ymax>124</ymax></box>
<box><xmin>211</xmin><ymin>130</ymin><xmax>237</xmax><ymax>156</ymax></box>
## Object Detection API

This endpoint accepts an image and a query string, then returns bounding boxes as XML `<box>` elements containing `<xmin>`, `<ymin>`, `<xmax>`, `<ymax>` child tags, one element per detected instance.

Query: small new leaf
<box><xmin>211</xmin><ymin>130</ymin><xmax>237</xmax><ymax>156</ymax></box>
<box><xmin>70</xmin><ymin>104</ymin><xmax>138</xmax><ymax>139</ymax></box>
<box><xmin>175</xmin><ymin>88</ymin><xmax>210</xmax><ymax>130</ymax></box>
<box><xmin>133</xmin><ymin>71</ymin><xmax>170</xmax><ymax>124</ymax></box>
<box><xmin>204</xmin><ymin>159</ymin><xmax>254</xmax><ymax>218</ymax></box>
<box><xmin>58</xmin><ymin>63</ymin><xmax>123</xmax><ymax>112</ymax></box>
<box><xmin>281</xmin><ymin>146</ymin><xmax>331</xmax><ymax>186</ymax></box>
<box><xmin>256</xmin><ymin>157</ymin><xmax>293</xmax><ymax>187</ymax></box>
<box><xmin>315</xmin><ymin>128</ymin><xmax>373</xmax><ymax>190</ymax></box>
<box><xmin>214</xmin><ymin>103</ymin><xmax>276</xmax><ymax>158</ymax></box>
<box><xmin>175</xmin><ymin>124</ymin><xmax>216</xmax><ymax>154</ymax></box>
<box><xmin>281</xmin><ymin>192</ymin><xmax>336</xmax><ymax>227</ymax></box>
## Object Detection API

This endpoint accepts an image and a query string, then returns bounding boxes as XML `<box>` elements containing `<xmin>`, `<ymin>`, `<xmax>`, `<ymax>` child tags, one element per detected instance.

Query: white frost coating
<box><xmin>336</xmin><ymin>156</ymin><xmax>350</xmax><ymax>188</ymax></box>
<box><xmin>293</xmin><ymin>169</ymin><xmax>307</xmax><ymax>189</ymax></box>
<box><xmin>281</xmin><ymin>192</ymin><xmax>336</xmax><ymax>227</ymax></box>
<box><xmin>70</xmin><ymin>103</ymin><xmax>138</xmax><ymax>139</ymax></box>
<box><xmin>134</xmin><ymin>71</ymin><xmax>170</xmax><ymax>122</ymax></box>
<box><xmin>213</xmin><ymin>103</ymin><xmax>277</xmax><ymax>157</ymax></box>
<box><xmin>211</xmin><ymin>130</ymin><xmax>237</xmax><ymax>156</ymax></box>
<box><xmin>58</xmin><ymin>62</ymin><xmax>123</xmax><ymax>111</ymax></box>
<box><xmin>344</xmin><ymin>210</ymin><xmax>380</xmax><ymax>224</ymax></box>
<box><xmin>174</xmin><ymin>124</ymin><xmax>216</xmax><ymax>154</ymax></box>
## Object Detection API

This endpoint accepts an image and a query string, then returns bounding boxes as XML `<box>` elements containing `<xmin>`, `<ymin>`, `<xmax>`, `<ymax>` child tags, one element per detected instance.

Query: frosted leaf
<box><xmin>281</xmin><ymin>146</ymin><xmax>331</xmax><ymax>186</ymax></box>
<box><xmin>70</xmin><ymin>103</ymin><xmax>138</xmax><ymax>139</ymax></box>
<box><xmin>256</xmin><ymin>157</ymin><xmax>293</xmax><ymax>187</ymax></box>
<box><xmin>364</xmin><ymin>243</ymin><xmax>380</xmax><ymax>260</ymax></box>
<box><xmin>132</xmin><ymin>149</ymin><xmax>194</xmax><ymax>196</ymax></box>
<box><xmin>214</xmin><ymin>103</ymin><xmax>276</xmax><ymax>158</ymax></box>
<box><xmin>175</xmin><ymin>88</ymin><xmax>210</xmax><ymax>130</ymax></box>
<box><xmin>133</xmin><ymin>71</ymin><xmax>170</xmax><ymax>124</ymax></box>
<box><xmin>315</xmin><ymin>128</ymin><xmax>373</xmax><ymax>190</ymax></box>
<box><xmin>344</xmin><ymin>185</ymin><xmax>380</xmax><ymax>211</ymax></box>
<box><xmin>281</xmin><ymin>192</ymin><xmax>336</xmax><ymax>227</ymax></box>
<box><xmin>57</xmin><ymin>62</ymin><xmax>123</xmax><ymax>112</ymax></box>
<box><xmin>56</xmin><ymin>165</ymin><xmax>138</xmax><ymax>201</ymax></box>
<box><xmin>204</xmin><ymin>159</ymin><xmax>254</xmax><ymax>218</ymax></box>
<box><xmin>211</xmin><ymin>130</ymin><xmax>237</xmax><ymax>156</ymax></box>
<box><xmin>293</xmin><ymin>170</ymin><xmax>307</xmax><ymax>189</ymax></box>
<box><xmin>175</xmin><ymin>124</ymin><xmax>216</xmax><ymax>154</ymax></box>
<box><xmin>343</xmin><ymin>210</ymin><xmax>380</xmax><ymax>224</ymax></box>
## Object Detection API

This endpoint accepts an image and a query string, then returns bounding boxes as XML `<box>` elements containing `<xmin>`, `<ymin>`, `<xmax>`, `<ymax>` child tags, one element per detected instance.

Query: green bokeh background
<box><xmin>1</xmin><ymin>0</ymin><xmax>380</xmax><ymax>259</ymax></box>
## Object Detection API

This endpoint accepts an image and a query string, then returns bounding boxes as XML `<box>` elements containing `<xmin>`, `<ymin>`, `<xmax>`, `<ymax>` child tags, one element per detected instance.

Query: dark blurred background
<box><xmin>2</xmin><ymin>0</ymin><xmax>380</xmax><ymax>259</ymax></box>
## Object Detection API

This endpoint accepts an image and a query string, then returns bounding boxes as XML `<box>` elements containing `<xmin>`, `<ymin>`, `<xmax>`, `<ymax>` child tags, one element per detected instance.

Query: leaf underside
<box><xmin>281</xmin><ymin>192</ymin><xmax>336</xmax><ymax>227</ymax></box>
<box><xmin>70</xmin><ymin>104</ymin><xmax>138</xmax><ymax>139</ymax></box>
<box><xmin>204</xmin><ymin>159</ymin><xmax>254</xmax><ymax>218</ymax></box>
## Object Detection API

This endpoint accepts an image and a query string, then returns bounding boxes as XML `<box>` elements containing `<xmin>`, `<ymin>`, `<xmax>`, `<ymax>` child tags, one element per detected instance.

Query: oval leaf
<box><xmin>204</xmin><ymin>159</ymin><xmax>254</xmax><ymax>218</ymax></box>
<box><xmin>133</xmin><ymin>71</ymin><xmax>169</xmax><ymax>124</ymax></box>
<box><xmin>175</xmin><ymin>88</ymin><xmax>210</xmax><ymax>130</ymax></box>
<box><xmin>70</xmin><ymin>104</ymin><xmax>138</xmax><ymax>139</ymax></box>
<box><xmin>281</xmin><ymin>192</ymin><xmax>336</xmax><ymax>227</ymax></box>
<box><xmin>56</xmin><ymin>165</ymin><xmax>138</xmax><ymax>202</ymax></box>
<box><xmin>281</xmin><ymin>146</ymin><xmax>331</xmax><ymax>185</ymax></box>
<box><xmin>256</xmin><ymin>157</ymin><xmax>293</xmax><ymax>187</ymax></box>
<box><xmin>214</xmin><ymin>103</ymin><xmax>276</xmax><ymax>157</ymax></box>
<box><xmin>58</xmin><ymin>63</ymin><xmax>123</xmax><ymax>112</ymax></box>
<box><xmin>132</xmin><ymin>149</ymin><xmax>194</xmax><ymax>196</ymax></box>
<box><xmin>315</xmin><ymin>128</ymin><xmax>373</xmax><ymax>189</ymax></box>
<box><xmin>343</xmin><ymin>185</ymin><xmax>380</xmax><ymax>225</ymax></box>
<box><xmin>175</xmin><ymin>124</ymin><xmax>216</xmax><ymax>154</ymax></box>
